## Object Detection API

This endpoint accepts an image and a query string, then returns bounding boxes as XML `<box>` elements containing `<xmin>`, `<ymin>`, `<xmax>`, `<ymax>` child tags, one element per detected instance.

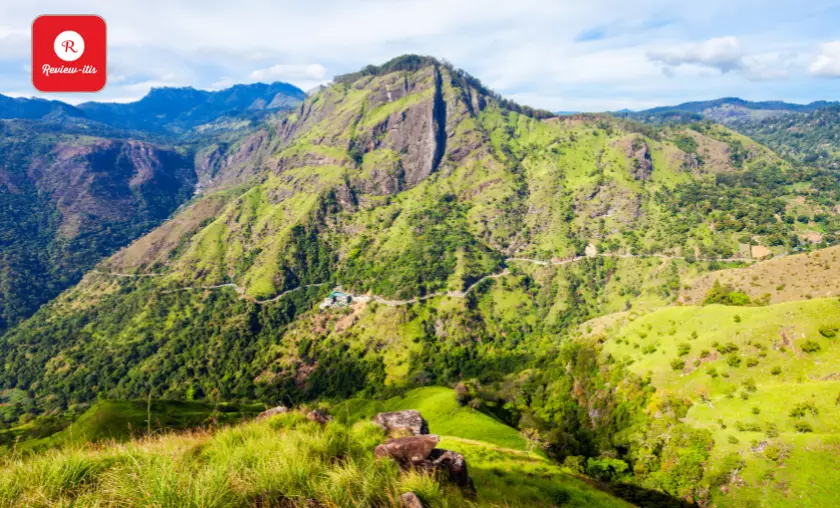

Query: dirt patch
<box><xmin>801</xmin><ymin>231</ymin><xmax>824</xmax><ymax>244</ymax></box>
<box><xmin>751</xmin><ymin>245</ymin><xmax>771</xmax><ymax>259</ymax></box>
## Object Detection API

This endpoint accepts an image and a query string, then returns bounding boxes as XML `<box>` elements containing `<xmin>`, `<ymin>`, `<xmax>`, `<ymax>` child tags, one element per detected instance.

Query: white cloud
<box><xmin>0</xmin><ymin>1</ymin><xmax>838</xmax><ymax>109</ymax></box>
<box><xmin>809</xmin><ymin>41</ymin><xmax>840</xmax><ymax>77</ymax></box>
<box><xmin>648</xmin><ymin>36</ymin><xmax>745</xmax><ymax>73</ymax></box>
<box><xmin>248</xmin><ymin>64</ymin><xmax>327</xmax><ymax>82</ymax></box>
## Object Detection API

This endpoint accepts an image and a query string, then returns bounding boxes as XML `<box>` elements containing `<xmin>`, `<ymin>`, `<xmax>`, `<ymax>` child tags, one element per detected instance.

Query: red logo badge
<box><xmin>32</xmin><ymin>15</ymin><xmax>106</xmax><ymax>93</ymax></box>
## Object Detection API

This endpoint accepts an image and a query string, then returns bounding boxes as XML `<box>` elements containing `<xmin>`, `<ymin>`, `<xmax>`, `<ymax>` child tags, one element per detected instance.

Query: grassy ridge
<box><xmin>334</xmin><ymin>386</ymin><xmax>527</xmax><ymax>451</ymax></box>
<box><xmin>0</xmin><ymin>411</ymin><xmax>630</xmax><ymax>507</ymax></box>
<box><xmin>2</xmin><ymin>400</ymin><xmax>263</xmax><ymax>454</ymax></box>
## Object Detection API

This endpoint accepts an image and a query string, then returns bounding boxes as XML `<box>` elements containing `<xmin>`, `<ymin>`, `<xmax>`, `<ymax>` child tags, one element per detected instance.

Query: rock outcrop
<box><xmin>627</xmin><ymin>138</ymin><xmax>653</xmax><ymax>180</ymax></box>
<box><xmin>428</xmin><ymin>449</ymin><xmax>472</xmax><ymax>488</ymax></box>
<box><xmin>256</xmin><ymin>405</ymin><xmax>288</xmax><ymax>420</ymax></box>
<box><xmin>306</xmin><ymin>409</ymin><xmax>332</xmax><ymax>425</ymax></box>
<box><xmin>374</xmin><ymin>435</ymin><xmax>440</xmax><ymax>464</ymax></box>
<box><xmin>373</xmin><ymin>410</ymin><xmax>429</xmax><ymax>436</ymax></box>
<box><xmin>373</xmin><ymin>412</ymin><xmax>474</xmax><ymax>492</ymax></box>
<box><xmin>398</xmin><ymin>492</ymin><xmax>424</xmax><ymax>508</ymax></box>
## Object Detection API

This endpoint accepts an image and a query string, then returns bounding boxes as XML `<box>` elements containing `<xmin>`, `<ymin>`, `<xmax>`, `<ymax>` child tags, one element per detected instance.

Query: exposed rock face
<box><xmin>398</xmin><ymin>492</ymin><xmax>424</xmax><ymax>508</ymax></box>
<box><xmin>256</xmin><ymin>405</ymin><xmax>288</xmax><ymax>420</ymax></box>
<box><xmin>374</xmin><ymin>435</ymin><xmax>440</xmax><ymax>464</ymax></box>
<box><xmin>627</xmin><ymin>138</ymin><xmax>653</xmax><ymax>180</ymax></box>
<box><xmin>374</xmin><ymin>410</ymin><xmax>429</xmax><ymax>436</ymax></box>
<box><xmin>429</xmin><ymin>449</ymin><xmax>473</xmax><ymax>489</ymax></box>
<box><xmin>306</xmin><ymin>409</ymin><xmax>332</xmax><ymax>425</ymax></box>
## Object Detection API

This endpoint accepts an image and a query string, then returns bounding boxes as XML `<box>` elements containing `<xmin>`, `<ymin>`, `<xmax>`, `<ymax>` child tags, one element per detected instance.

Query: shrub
<box><xmin>717</xmin><ymin>342</ymin><xmax>739</xmax><ymax>354</ymax></box>
<box><xmin>710</xmin><ymin>453</ymin><xmax>746</xmax><ymax>487</ymax></box>
<box><xmin>793</xmin><ymin>421</ymin><xmax>813</xmax><ymax>433</ymax></box>
<box><xmin>752</xmin><ymin>407</ymin><xmax>760</xmax><ymax>415</ymax></box>
<box><xmin>734</xmin><ymin>314</ymin><xmax>741</xmax><ymax>323</ymax></box>
<box><xmin>789</xmin><ymin>401</ymin><xmax>818</xmax><ymax>418</ymax></box>
<box><xmin>771</xmin><ymin>366</ymin><xmax>782</xmax><ymax>376</ymax></box>
<box><xmin>707</xmin><ymin>367</ymin><xmax>718</xmax><ymax>378</ymax></box>
<box><xmin>562</xmin><ymin>455</ymin><xmax>585</xmax><ymax>475</ymax></box>
<box><xmin>728</xmin><ymin>435</ymin><xmax>739</xmax><ymax>444</ymax></box>
<box><xmin>746</xmin><ymin>358</ymin><xmax>759</xmax><ymax>368</ymax></box>
<box><xmin>801</xmin><ymin>340</ymin><xmax>821</xmax><ymax>353</ymax></box>
<box><xmin>727</xmin><ymin>355</ymin><xmax>742</xmax><ymax>368</ymax></box>
<box><xmin>742</xmin><ymin>378</ymin><xmax>757</xmax><ymax>392</ymax></box>
<box><xmin>819</xmin><ymin>325</ymin><xmax>838</xmax><ymax>338</ymax></box>
<box><xmin>700</xmin><ymin>349</ymin><xmax>710</xmax><ymax>358</ymax></box>
<box><xmin>585</xmin><ymin>457</ymin><xmax>630</xmax><ymax>481</ymax></box>
<box><xmin>677</xmin><ymin>343</ymin><xmax>691</xmax><ymax>356</ymax></box>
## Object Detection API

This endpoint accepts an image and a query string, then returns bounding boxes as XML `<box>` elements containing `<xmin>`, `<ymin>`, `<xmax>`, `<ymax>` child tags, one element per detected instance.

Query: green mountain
<box><xmin>2</xmin><ymin>56</ymin><xmax>840</xmax><ymax>506</ymax></box>
<box><xmin>630</xmin><ymin>98</ymin><xmax>838</xmax><ymax>124</ymax></box>
<box><xmin>77</xmin><ymin>82</ymin><xmax>306</xmax><ymax>134</ymax></box>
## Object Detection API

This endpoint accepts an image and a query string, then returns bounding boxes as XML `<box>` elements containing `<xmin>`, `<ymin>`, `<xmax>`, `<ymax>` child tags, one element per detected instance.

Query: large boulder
<box><xmin>306</xmin><ymin>409</ymin><xmax>332</xmax><ymax>425</ymax></box>
<box><xmin>374</xmin><ymin>435</ymin><xmax>440</xmax><ymax>465</ymax></box>
<box><xmin>398</xmin><ymin>492</ymin><xmax>424</xmax><ymax>508</ymax></box>
<box><xmin>256</xmin><ymin>405</ymin><xmax>288</xmax><ymax>421</ymax></box>
<box><xmin>373</xmin><ymin>410</ymin><xmax>429</xmax><ymax>436</ymax></box>
<box><xmin>429</xmin><ymin>449</ymin><xmax>473</xmax><ymax>489</ymax></box>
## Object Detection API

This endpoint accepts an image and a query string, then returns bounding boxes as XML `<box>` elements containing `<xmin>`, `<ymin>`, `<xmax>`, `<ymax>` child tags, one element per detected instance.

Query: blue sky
<box><xmin>1</xmin><ymin>0</ymin><xmax>839</xmax><ymax>111</ymax></box>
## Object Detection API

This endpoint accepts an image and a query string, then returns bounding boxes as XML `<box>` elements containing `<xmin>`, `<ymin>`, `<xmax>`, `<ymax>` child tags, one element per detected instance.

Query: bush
<box><xmin>707</xmin><ymin>367</ymin><xmax>718</xmax><ymax>378</ymax></box>
<box><xmin>716</xmin><ymin>342</ymin><xmax>739</xmax><ymax>354</ymax></box>
<box><xmin>801</xmin><ymin>340</ymin><xmax>822</xmax><ymax>353</ymax></box>
<box><xmin>585</xmin><ymin>457</ymin><xmax>629</xmax><ymax>482</ymax></box>
<box><xmin>789</xmin><ymin>401</ymin><xmax>819</xmax><ymax>418</ymax></box>
<box><xmin>794</xmin><ymin>421</ymin><xmax>813</xmax><ymax>433</ymax></box>
<box><xmin>677</xmin><ymin>343</ymin><xmax>691</xmax><ymax>356</ymax></box>
<box><xmin>671</xmin><ymin>359</ymin><xmax>686</xmax><ymax>371</ymax></box>
<box><xmin>727</xmin><ymin>355</ymin><xmax>742</xmax><ymax>368</ymax></box>
<box><xmin>562</xmin><ymin>455</ymin><xmax>586</xmax><ymax>475</ymax></box>
<box><xmin>746</xmin><ymin>358</ymin><xmax>759</xmax><ymax>367</ymax></box>
<box><xmin>771</xmin><ymin>366</ymin><xmax>782</xmax><ymax>376</ymax></box>
<box><xmin>819</xmin><ymin>325</ymin><xmax>838</xmax><ymax>338</ymax></box>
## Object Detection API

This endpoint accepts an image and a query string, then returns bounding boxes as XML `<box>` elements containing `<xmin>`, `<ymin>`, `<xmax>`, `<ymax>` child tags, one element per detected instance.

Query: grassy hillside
<box><xmin>597</xmin><ymin>297</ymin><xmax>840</xmax><ymax>506</ymax></box>
<box><xmin>0</xmin><ymin>410</ymin><xmax>631</xmax><ymax>508</ymax></box>
<box><xmin>335</xmin><ymin>386</ymin><xmax>527</xmax><ymax>451</ymax></box>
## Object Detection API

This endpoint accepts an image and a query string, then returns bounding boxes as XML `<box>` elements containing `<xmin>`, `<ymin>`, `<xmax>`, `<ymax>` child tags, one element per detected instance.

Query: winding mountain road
<box><xmin>93</xmin><ymin>251</ymin><xmax>764</xmax><ymax>307</ymax></box>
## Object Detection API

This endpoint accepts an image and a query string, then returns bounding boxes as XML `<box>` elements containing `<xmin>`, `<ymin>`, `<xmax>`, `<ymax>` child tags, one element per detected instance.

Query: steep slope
<box><xmin>0</xmin><ymin>120</ymin><xmax>196</xmax><ymax>332</ymax></box>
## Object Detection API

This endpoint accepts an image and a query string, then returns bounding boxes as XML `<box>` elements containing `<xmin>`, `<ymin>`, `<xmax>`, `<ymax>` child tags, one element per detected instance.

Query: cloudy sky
<box><xmin>2</xmin><ymin>0</ymin><xmax>839</xmax><ymax>111</ymax></box>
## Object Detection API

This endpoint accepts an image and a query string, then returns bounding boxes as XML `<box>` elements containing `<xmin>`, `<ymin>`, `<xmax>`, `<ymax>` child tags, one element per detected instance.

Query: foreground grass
<box><xmin>0</xmin><ymin>410</ymin><xmax>630</xmax><ymax>507</ymax></box>
<box><xmin>0</xmin><ymin>412</ymin><xmax>461</xmax><ymax>507</ymax></box>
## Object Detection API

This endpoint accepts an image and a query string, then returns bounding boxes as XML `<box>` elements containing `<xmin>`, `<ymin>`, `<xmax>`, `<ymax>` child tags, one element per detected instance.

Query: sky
<box><xmin>1</xmin><ymin>0</ymin><xmax>839</xmax><ymax>112</ymax></box>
